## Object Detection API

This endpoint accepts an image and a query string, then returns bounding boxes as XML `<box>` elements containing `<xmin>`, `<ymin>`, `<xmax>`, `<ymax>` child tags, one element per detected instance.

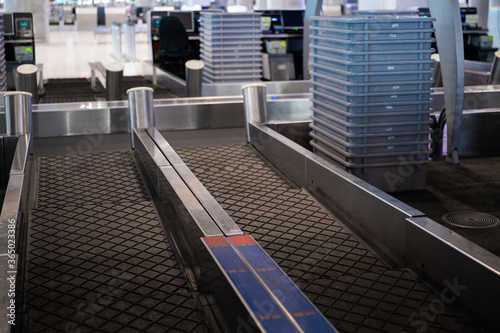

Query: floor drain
<box><xmin>442</xmin><ymin>212</ymin><xmax>500</xmax><ymax>229</ymax></box>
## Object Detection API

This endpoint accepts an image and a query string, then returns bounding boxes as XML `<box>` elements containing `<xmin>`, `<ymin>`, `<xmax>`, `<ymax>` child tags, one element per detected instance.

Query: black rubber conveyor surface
<box><xmin>176</xmin><ymin>144</ymin><xmax>486</xmax><ymax>333</ymax></box>
<box><xmin>19</xmin><ymin>152</ymin><xmax>207</xmax><ymax>332</ymax></box>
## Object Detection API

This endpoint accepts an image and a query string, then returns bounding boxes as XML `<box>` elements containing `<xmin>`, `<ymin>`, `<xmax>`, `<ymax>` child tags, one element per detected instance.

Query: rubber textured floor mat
<box><xmin>176</xmin><ymin>144</ymin><xmax>484</xmax><ymax>333</ymax></box>
<box><xmin>22</xmin><ymin>152</ymin><xmax>207</xmax><ymax>332</ymax></box>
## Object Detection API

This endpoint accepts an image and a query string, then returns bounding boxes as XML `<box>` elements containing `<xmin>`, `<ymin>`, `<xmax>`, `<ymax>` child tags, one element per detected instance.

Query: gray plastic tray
<box><xmin>310</xmin><ymin>53</ymin><xmax>434</xmax><ymax>72</ymax></box>
<box><xmin>203</xmin><ymin>66</ymin><xmax>261</xmax><ymax>75</ymax></box>
<box><xmin>311</xmin><ymin>118</ymin><xmax>430</xmax><ymax>144</ymax></box>
<box><xmin>311</xmin><ymin>140</ymin><xmax>430</xmax><ymax>192</ymax></box>
<box><xmin>310</xmin><ymin>44</ymin><xmax>434</xmax><ymax>62</ymax></box>
<box><xmin>312</xmin><ymin>26</ymin><xmax>434</xmax><ymax>41</ymax></box>
<box><xmin>311</xmin><ymin>35</ymin><xmax>435</xmax><ymax>51</ymax></box>
<box><xmin>310</xmin><ymin>135</ymin><xmax>430</xmax><ymax>166</ymax></box>
<box><xmin>311</xmin><ymin>62</ymin><xmax>433</xmax><ymax>83</ymax></box>
<box><xmin>311</xmin><ymin>71</ymin><xmax>433</xmax><ymax>93</ymax></box>
<box><xmin>310</xmin><ymin>122</ymin><xmax>430</xmax><ymax>153</ymax></box>
<box><xmin>201</xmin><ymin>32</ymin><xmax>262</xmax><ymax>41</ymax></box>
<box><xmin>310</xmin><ymin>103</ymin><xmax>432</xmax><ymax>134</ymax></box>
<box><xmin>200</xmin><ymin>44</ymin><xmax>261</xmax><ymax>53</ymax></box>
<box><xmin>200</xmin><ymin>28</ymin><xmax>261</xmax><ymax>36</ymax></box>
<box><xmin>204</xmin><ymin>70</ymin><xmax>261</xmax><ymax>80</ymax></box>
<box><xmin>311</xmin><ymin>104</ymin><xmax>431</xmax><ymax>125</ymax></box>
<box><xmin>311</xmin><ymin>82</ymin><xmax>431</xmax><ymax>103</ymax></box>
<box><xmin>312</xmin><ymin>15</ymin><xmax>434</xmax><ymax>30</ymax></box>
<box><xmin>311</xmin><ymin>91</ymin><xmax>431</xmax><ymax>113</ymax></box>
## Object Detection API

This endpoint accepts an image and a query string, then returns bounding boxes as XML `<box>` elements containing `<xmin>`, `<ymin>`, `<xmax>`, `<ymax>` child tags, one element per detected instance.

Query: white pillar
<box><xmin>4</xmin><ymin>0</ymin><xmax>49</xmax><ymax>43</ymax></box>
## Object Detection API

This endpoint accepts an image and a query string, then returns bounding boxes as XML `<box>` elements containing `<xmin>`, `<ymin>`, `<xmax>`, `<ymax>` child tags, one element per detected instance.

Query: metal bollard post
<box><xmin>4</xmin><ymin>91</ymin><xmax>33</xmax><ymax>136</ymax></box>
<box><xmin>127</xmin><ymin>87</ymin><xmax>154</xmax><ymax>148</ymax></box>
<box><xmin>17</xmin><ymin>64</ymin><xmax>39</xmax><ymax>104</ymax></box>
<box><xmin>431</xmin><ymin>53</ymin><xmax>442</xmax><ymax>88</ymax></box>
<box><xmin>241</xmin><ymin>83</ymin><xmax>268</xmax><ymax>143</ymax></box>
<box><xmin>488</xmin><ymin>51</ymin><xmax>500</xmax><ymax>84</ymax></box>
<box><xmin>105</xmin><ymin>63</ymin><xmax>124</xmax><ymax>101</ymax></box>
<box><xmin>185</xmin><ymin>60</ymin><xmax>204</xmax><ymax>97</ymax></box>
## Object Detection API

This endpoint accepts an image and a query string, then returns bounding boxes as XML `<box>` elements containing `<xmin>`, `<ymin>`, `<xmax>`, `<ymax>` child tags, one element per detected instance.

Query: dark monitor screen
<box><xmin>169</xmin><ymin>11</ymin><xmax>194</xmax><ymax>32</ymax></box>
<box><xmin>4</xmin><ymin>13</ymin><xmax>13</xmax><ymax>35</ymax></box>
<box><xmin>281</xmin><ymin>10</ymin><xmax>304</xmax><ymax>29</ymax></box>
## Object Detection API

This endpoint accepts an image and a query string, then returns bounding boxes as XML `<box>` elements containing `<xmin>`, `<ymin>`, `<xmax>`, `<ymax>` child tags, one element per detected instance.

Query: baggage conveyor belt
<box><xmin>174</xmin><ymin>144</ymin><xmax>484</xmax><ymax>333</ymax></box>
<box><xmin>19</xmin><ymin>152</ymin><xmax>209</xmax><ymax>332</ymax></box>
<box><xmin>18</xmin><ymin>138</ymin><xmax>486</xmax><ymax>332</ymax></box>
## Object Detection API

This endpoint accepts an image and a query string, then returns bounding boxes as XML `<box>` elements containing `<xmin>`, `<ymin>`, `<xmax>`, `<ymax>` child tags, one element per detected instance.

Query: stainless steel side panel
<box><xmin>249</xmin><ymin>123</ymin><xmax>425</xmax><ymax>266</ymax></box>
<box><xmin>249</xmin><ymin>124</ymin><xmax>307</xmax><ymax>188</ymax></box>
<box><xmin>0</xmin><ymin>175</ymin><xmax>23</xmax><ymax>254</ymax></box>
<box><xmin>405</xmin><ymin>217</ymin><xmax>500</xmax><ymax>331</ymax></box>
<box><xmin>158</xmin><ymin>166</ymin><xmax>223</xmax><ymax>238</ymax></box>
<box><xmin>147</xmin><ymin>128</ymin><xmax>242</xmax><ymax>236</ymax></box>
<box><xmin>9</xmin><ymin>135</ymin><xmax>30</xmax><ymax>176</ymax></box>
<box><xmin>305</xmin><ymin>154</ymin><xmax>425</xmax><ymax>266</ymax></box>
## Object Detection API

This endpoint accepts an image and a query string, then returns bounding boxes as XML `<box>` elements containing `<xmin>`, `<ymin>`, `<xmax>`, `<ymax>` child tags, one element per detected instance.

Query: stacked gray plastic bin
<box><xmin>309</xmin><ymin>16</ymin><xmax>436</xmax><ymax>192</ymax></box>
<box><xmin>0</xmin><ymin>14</ymin><xmax>6</xmax><ymax>91</ymax></box>
<box><xmin>200</xmin><ymin>12</ymin><xmax>262</xmax><ymax>83</ymax></box>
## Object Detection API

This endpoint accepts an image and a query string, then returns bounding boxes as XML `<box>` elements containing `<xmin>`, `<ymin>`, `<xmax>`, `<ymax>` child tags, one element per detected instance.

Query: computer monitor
<box><xmin>169</xmin><ymin>11</ymin><xmax>194</xmax><ymax>32</ymax></box>
<box><xmin>281</xmin><ymin>10</ymin><xmax>304</xmax><ymax>30</ymax></box>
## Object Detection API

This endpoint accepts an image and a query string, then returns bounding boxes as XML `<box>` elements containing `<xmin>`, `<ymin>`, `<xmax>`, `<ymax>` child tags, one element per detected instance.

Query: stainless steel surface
<box><xmin>133</xmin><ymin>127</ymin><xmax>223</xmax><ymax>238</ymax></box>
<box><xmin>488</xmin><ymin>51</ymin><xmax>500</xmax><ymax>84</ymax></box>
<box><xmin>431</xmin><ymin>54</ymin><xmax>442</xmax><ymax>88</ymax></box>
<box><xmin>185</xmin><ymin>60</ymin><xmax>204</xmax><ymax>98</ymax></box>
<box><xmin>0</xmin><ymin>174</ymin><xmax>23</xmax><ymax>254</ymax></box>
<box><xmin>158</xmin><ymin>166</ymin><xmax>223</xmax><ymax>237</ymax></box>
<box><xmin>127</xmin><ymin>87</ymin><xmax>154</xmax><ymax>148</ymax></box>
<box><xmin>16</xmin><ymin>64</ymin><xmax>39</xmax><ymax>104</ymax></box>
<box><xmin>250</xmin><ymin>122</ymin><xmax>500</xmax><ymax>330</ymax></box>
<box><xmin>428</xmin><ymin>1</ymin><xmax>465</xmax><ymax>162</ymax></box>
<box><xmin>143</xmin><ymin>61</ymin><xmax>187</xmax><ymax>97</ymax></box>
<box><xmin>105</xmin><ymin>63</ymin><xmax>124</xmax><ymax>101</ymax></box>
<box><xmin>242</xmin><ymin>83</ymin><xmax>268</xmax><ymax>142</ymax></box>
<box><xmin>4</xmin><ymin>92</ymin><xmax>32</xmax><ymax>136</ymax></box>
<box><xmin>9</xmin><ymin>135</ymin><xmax>30</xmax><ymax>176</ymax></box>
<box><xmin>147</xmin><ymin>127</ymin><xmax>242</xmax><ymax>236</ymax></box>
<box><xmin>303</xmin><ymin>0</ymin><xmax>322</xmax><ymax>80</ymax></box>
<box><xmin>202</xmin><ymin>80</ymin><xmax>312</xmax><ymax>97</ymax></box>
<box><xmin>431</xmin><ymin>85</ymin><xmax>500</xmax><ymax>111</ymax></box>
<box><xmin>134</xmin><ymin>128</ymin><xmax>169</xmax><ymax>167</ymax></box>
<box><xmin>405</xmin><ymin>216</ymin><xmax>500</xmax><ymax>331</ymax></box>
<box><xmin>249</xmin><ymin>123</ymin><xmax>307</xmax><ymax>188</ymax></box>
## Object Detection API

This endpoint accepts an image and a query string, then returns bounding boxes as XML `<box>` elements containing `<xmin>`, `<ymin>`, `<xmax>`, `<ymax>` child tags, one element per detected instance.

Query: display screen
<box><xmin>15</xmin><ymin>18</ymin><xmax>32</xmax><ymax>37</ymax></box>
<box><xmin>281</xmin><ymin>10</ymin><xmax>304</xmax><ymax>29</ymax></box>
<box><xmin>4</xmin><ymin>14</ymin><xmax>14</xmax><ymax>35</ymax></box>
<box><xmin>169</xmin><ymin>11</ymin><xmax>194</xmax><ymax>32</ymax></box>
<box><xmin>14</xmin><ymin>46</ymin><xmax>33</xmax><ymax>61</ymax></box>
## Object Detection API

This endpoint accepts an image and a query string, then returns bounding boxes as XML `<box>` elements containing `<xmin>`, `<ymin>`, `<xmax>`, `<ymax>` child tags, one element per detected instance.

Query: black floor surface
<box><xmin>176</xmin><ymin>144</ymin><xmax>486</xmax><ymax>333</ymax></box>
<box><xmin>393</xmin><ymin>157</ymin><xmax>500</xmax><ymax>257</ymax></box>
<box><xmin>39</xmin><ymin>77</ymin><xmax>176</xmax><ymax>104</ymax></box>
<box><xmin>20</xmin><ymin>152</ymin><xmax>208</xmax><ymax>332</ymax></box>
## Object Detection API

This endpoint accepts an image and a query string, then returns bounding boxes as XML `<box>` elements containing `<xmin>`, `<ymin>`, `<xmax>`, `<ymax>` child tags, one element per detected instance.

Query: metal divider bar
<box><xmin>146</xmin><ymin>127</ymin><xmax>242</xmax><ymax>236</ymax></box>
<box><xmin>134</xmin><ymin>127</ymin><xmax>338</xmax><ymax>332</ymax></box>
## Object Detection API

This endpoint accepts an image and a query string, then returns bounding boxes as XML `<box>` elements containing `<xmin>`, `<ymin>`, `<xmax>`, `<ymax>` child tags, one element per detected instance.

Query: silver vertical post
<box><xmin>488</xmin><ymin>51</ymin><xmax>500</xmax><ymax>84</ymax></box>
<box><xmin>185</xmin><ymin>60</ymin><xmax>204</xmax><ymax>97</ymax></box>
<box><xmin>242</xmin><ymin>83</ymin><xmax>268</xmax><ymax>143</ymax></box>
<box><xmin>105</xmin><ymin>63</ymin><xmax>124</xmax><ymax>101</ymax></box>
<box><xmin>17</xmin><ymin>64</ymin><xmax>39</xmax><ymax>104</ymax></box>
<box><xmin>431</xmin><ymin>53</ymin><xmax>443</xmax><ymax>87</ymax></box>
<box><xmin>127</xmin><ymin>87</ymin><xmax>154</xmax><ymax>148</ymax></box>
<box><xmin>4</xmin><ymin>91</ymin><xmax>33</xmax><ymax>136</ymax></box>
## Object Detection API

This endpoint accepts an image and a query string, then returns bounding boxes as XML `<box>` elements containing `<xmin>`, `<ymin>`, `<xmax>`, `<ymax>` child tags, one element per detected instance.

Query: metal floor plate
<box><xmin>22</xmin><ymin>152</ymin><xmax>207</xmax><ymax>332</ymax></box>
<box><xmin>176</xmin><ymin>144</ymin><xmax>483</xmax><ymax>333</ymax></box>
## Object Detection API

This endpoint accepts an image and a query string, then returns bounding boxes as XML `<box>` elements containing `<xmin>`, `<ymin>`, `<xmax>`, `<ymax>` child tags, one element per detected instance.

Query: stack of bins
<box><xmin>0</xmin><ymin>14</ymin><xmax>6</xmax><ymax>91</ymax></box>
<box><xmin>309</xmin><ymin>16</ymin><xmax>436</xmax><ymax>192</ymax></box>
<box><xmin>200</xmin><ymin>12</ymin><xmax>262</xmax><ymax>83</ymax></box>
